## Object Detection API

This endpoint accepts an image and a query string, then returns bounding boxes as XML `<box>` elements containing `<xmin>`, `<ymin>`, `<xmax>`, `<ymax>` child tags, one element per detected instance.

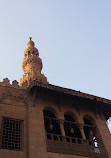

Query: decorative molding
<box><xmin>0</xmin><ymin>88</ymin><xmax>28</xmax><ymax>105</ymax></box>
<box><xmin>0</xmin><ymin>78</ymin><xmax>21</xmax><ymax>88</ymax></box>
<box><xmin>2</xmin><ymin>78</ymin><xmax>10</xmax><ymax>86</ymax></box>
<box><xmin>12</xmin><ymin>80</ymin><xmax>19</xmax><ymax>88</ymax></box>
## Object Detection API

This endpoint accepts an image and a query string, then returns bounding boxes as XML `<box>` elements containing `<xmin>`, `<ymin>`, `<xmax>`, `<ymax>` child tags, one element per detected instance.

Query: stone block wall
<box><xmin>0</xmin><ymin>85</ymin><xmax>111</xmax><ymax>158</ymax></box>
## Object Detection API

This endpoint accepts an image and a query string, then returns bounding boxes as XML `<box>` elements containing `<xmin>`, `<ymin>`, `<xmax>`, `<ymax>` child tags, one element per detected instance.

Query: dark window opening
<box><xmin>83</xmin><ymin>116</ymin><xmax>99</xmax><ymax>148</ymax></box>
<box><xmin>64</xmin><ymin>113</ymin><xmax>82</xmax><ymax>139</ymax></box>
<box><xmin>84</xmin><ymin>117</ymin><xmax>93</xmax><ymax>140</ymax></box>
<box><xmin>1</xmin><ymin>117</ymin><xmax>23</xmax><ymax>150</ymax></box>
<box><xmin>43</xmin><ymin>109</ymin><xmax>61</xmax><ymax>136</ymax></box>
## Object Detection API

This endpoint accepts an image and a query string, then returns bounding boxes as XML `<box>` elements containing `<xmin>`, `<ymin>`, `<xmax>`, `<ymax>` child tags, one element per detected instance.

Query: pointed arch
<box><xmin>64</xmin><ymin>111</ymin><xmax>82</xmax><ymax>139</ymax></box>
<box><xmin>83</xmin><ymin>114</ymin><xmax>101</xmax><ymax>149</ymax></box>
<box><xmin>64</xmin><ymin>111</ymin><xmax>77</xmax><ymax>122</ymax></box>
<box><xmin>43</xmin><ymin>107</ymin><xmax>61</xmax><ymax>136</ymax></box>
<box><xmin>83</xmin><ymin>115</ymin><xmax>96</xmax><ymax>140</ymax></box>
<box><xmin>43</xmin><ymin>106</ymin><xmax>58</xmax><ymax>118</ymax></box>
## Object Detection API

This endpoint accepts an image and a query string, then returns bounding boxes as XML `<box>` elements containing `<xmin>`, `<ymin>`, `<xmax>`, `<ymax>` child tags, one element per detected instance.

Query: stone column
<box><xmin>59</xmin><ymin>120</ymin><xmax>66</xmax><ymax>136</ymax></box>
<box><xmin>79</xmin><ymin>124</ymin><xmax>86</xmax><ymax>139</ymax></box>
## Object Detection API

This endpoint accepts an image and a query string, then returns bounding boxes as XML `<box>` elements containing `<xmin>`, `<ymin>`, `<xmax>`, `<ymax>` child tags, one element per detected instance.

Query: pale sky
<box><xmin>0</xmin><ymin>0</ymin><xmax>111</xmax><ymax>130</ymax></box>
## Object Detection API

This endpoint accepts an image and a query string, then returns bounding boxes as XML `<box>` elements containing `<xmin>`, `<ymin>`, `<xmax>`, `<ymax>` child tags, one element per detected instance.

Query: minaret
<box><xmin>19</xmin><ymin>38</ymin><xmax>48</xmax><ymax>87</ymax></box>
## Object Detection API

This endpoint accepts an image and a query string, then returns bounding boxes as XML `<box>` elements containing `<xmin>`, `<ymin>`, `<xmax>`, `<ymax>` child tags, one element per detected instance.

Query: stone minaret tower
<box><xmin>20</xmin><ymin>38</ymin><xmax>48</xmax><ymax>86</ymax></box>
<box><xmin>0</xmin><ymin>38</ymin><xmax>111</xmax><ymax>158</ymax></box>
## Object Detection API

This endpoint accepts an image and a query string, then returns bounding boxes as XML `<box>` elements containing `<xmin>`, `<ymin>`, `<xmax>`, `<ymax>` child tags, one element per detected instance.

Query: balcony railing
<box><xmin>46</xmin><ymin>133</ymin><xmax>108</xmax><ymax>158</ymax></box>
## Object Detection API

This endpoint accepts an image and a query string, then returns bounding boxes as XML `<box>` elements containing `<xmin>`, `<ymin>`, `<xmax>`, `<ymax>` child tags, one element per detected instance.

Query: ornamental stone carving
<box><xmin>19</xmin><ymin>38</ymin><xmax>48</xmax><ymax>87</ymax></box>
<box><xmin>0</xmin><ymin>87</ymin><xmax>27</xmax><ymax>105</ymax></box>
<box><xmin>12</xmin><ymin>80</ymin><xmax>19</xmax><ymax>88</ymax></box>
<box><xmin>2</xmin><ymin>78</ymin><xmax>10</xmax><ymax>86</ymax></box>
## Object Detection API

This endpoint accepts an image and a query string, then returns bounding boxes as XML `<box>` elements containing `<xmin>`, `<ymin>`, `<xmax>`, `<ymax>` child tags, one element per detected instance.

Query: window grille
<box><xmin>1</xmin><ymin>117</ymin><xmax>23</xmax><ymax>150</ymax></box>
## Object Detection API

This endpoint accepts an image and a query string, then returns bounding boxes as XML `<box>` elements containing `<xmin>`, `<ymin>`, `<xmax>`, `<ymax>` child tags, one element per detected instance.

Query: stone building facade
<box><xmin>0</xmin><ymin>39</ymin><xmax>111</xmax><ymax>158</ymax></box>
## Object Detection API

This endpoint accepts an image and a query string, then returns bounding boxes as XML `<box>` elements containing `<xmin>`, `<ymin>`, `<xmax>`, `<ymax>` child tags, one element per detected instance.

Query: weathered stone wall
<box><xmin>0</xmin><ymin>85</ymin><xmax>28</xmax><ymax>158</ymax></box>
<box><xmin>96</xmin><ymin>116</ymin><xmax>111</xmax><ymax>158</ymax></box>
<box><xmin>27</xmin><ymin>95</ymin><xmax>89</xmax><ymax>158</ymax></box>
<box><xmin>0</xmin><ymin>84</ymin><xmax>111</xmax><ymax>158</ymax></box>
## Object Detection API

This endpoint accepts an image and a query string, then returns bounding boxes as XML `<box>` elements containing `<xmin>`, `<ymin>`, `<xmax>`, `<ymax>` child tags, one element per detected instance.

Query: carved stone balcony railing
<box><xmin>46</xmin><ymin>133</ymin><xmax>108</xmax><ymax>158</ymax></box>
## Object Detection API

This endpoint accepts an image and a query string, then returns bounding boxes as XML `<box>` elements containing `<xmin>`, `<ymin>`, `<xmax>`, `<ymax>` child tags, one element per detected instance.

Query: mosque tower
<box><xmin>0</xmin><ymin>38</ymin><xmax>111</xmax><ymax>158</ymax></box>
<box><xmin>19</xmin><ymin>38</ymin><xmax>48</xmax><ymax>86</ymax></box>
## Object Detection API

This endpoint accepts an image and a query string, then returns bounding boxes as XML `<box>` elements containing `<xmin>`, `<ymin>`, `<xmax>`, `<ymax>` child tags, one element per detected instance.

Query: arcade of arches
<box><xmin>43</xmin><ymin>108</ymin><xmax>107</xmax><ymax>157</ymax></box>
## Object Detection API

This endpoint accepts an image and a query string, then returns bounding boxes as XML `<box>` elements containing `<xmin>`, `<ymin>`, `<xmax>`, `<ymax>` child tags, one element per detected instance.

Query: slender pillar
<box><xmin>79</xmin><ymin>124</ymin><xmax>86</xmax><ymax>139</ymax></box>
<box><xmin>59</xmin><ymin>120</ymin><xmax>66</xmax><ymax>136</ymax></box>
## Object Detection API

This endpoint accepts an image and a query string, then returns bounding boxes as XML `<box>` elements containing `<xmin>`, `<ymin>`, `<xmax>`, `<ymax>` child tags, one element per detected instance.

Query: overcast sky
<box><xmin>0</xmin><ymin>0</ymin><xmax>111</xmax><ymax>131</ymax></box>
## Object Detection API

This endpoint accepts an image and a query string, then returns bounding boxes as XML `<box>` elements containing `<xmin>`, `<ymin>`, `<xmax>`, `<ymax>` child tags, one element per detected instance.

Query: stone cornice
<box><xmin>27</xmin><ymin>80</ymin><xmax>111</xmax><ymax>105</ymax></box>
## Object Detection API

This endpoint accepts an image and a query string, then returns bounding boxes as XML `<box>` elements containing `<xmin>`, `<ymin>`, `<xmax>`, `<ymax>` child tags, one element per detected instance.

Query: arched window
<box><xmin>83</xmin><ymin>116</ymin><xmax>99</xmax><ymax>148</ymax></box>
<box><xmin>43</xmin><ymin>109</ymin><xmax>61</xmax><ymax>135</ymax></box>
<box><xmin>83</xmin><ymin>116</ymin><xmax>95</xmax><ymax>139</ymax></box>
<box><xmin>64</xmin><ymin>112</ymin><xmax>82</xmax><ymax>139</ymax></box>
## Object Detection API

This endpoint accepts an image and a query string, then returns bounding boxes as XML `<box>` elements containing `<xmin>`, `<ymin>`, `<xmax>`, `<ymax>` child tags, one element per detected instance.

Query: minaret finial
<box><xmin>29</xmin><ymin>37</ymin><xmax>32</xmax><ymax>41</ymax></box>
<box><xmin>19</xmin><ymin>39</ymin><xmax>48</xmax><ymax>87</ymax></box>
